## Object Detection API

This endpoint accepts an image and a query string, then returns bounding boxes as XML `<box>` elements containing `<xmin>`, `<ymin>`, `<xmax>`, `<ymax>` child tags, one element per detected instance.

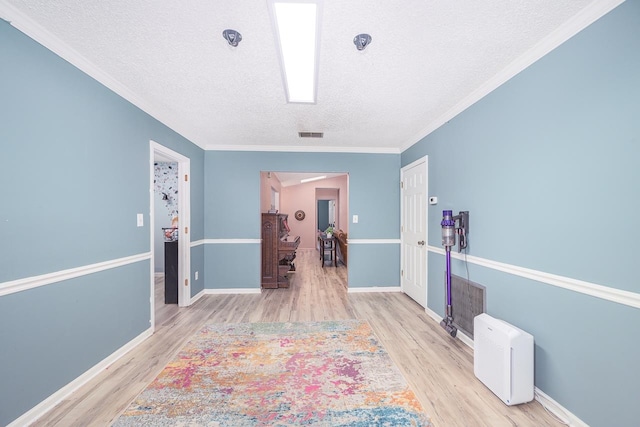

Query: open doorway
<box><xmin>260</xmin><ymin>171</ymin><xmax>349</xmax><ymax>283</ymax></box>
<box><xmin>150</xmin><ymin>141</ymin><xmax>191</xmax><ymax>329</ymax></box>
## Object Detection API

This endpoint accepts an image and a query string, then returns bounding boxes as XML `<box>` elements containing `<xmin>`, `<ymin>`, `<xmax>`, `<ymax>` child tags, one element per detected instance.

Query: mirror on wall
<box><xmin>317</xmin><ymin>199</ymin><xmax>336</xmax><ymax>231</ymax></box>
<box><xmin>271</xmin><ymin>187</ymin><xmax>280</xmax><ymax>211</ymax></box>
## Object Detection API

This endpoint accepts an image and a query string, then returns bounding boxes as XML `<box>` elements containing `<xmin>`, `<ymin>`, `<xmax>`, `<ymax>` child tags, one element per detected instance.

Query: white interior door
<box><xmin>401</xmin><ymin>157</ymin><xmax>428</xmax><ymax>307</ymax></box>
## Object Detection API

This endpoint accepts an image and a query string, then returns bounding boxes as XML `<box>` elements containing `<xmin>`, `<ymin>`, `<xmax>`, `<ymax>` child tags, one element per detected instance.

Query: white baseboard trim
<box><xmin>427</xmin><ymin>245</ymin><xmax>640</xmax><ymax>310</ymax></box>
<box><xmin>347</xmin><ymin>286</ymin><xmax>402</xmax><ymax>293</ymax></box>
<box><xmin>534</xmin><ymin>388</ymin><xmax>587</xmax><ymax>427</ymax></box>
<box><xmin>190</xmin><ymin>289</ymin><xmax>206</xmax><ymax>303</ymax></box>
<box><xmin>204</xmin><ymin>288</ymin><xmax>261</xmax><ymax>295</ymax></box>
<box><xmin>424</xmin><ymin>306</ymin><xmax>587</xmax><ymax>427</ymax></box>
<box><xmin>0</xmin><ymin>252</ymin><xmax>151</xmax><ymax>297</ymax></box>
<box><xmin>204</xmin><ymin>287</ymin><xmax>403</xmax><ymax>295</ymax></box>
<box><xmin>424</xmin><ymin>306</ymin><xmax>441</xmax><ymax>323</ymax></box>
<box><xmin>7</xmin><ymin>327</ymin><xmax>153</xmax><ymax>427</ymax></box>
<box><xmin>424</xmin><ymin>306</ymin><xmax>474</xmax><ymax>348</ymax></box>
<box><xmin>454</xmin><ymin>329</ymin><xmax>473</xmax><ymax>348</ymax></box>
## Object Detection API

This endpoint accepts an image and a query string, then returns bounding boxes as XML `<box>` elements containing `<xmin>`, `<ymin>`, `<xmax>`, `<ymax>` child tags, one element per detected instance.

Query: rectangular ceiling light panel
<box><xmin>300</xmin><ymin>175</ymin><xmax>326</xmax><ymax>183</ymax></box>
<box><xmin>270</xmin><ymin>1</ymin><xmax>322</xmax><ymax>103</ymax></box>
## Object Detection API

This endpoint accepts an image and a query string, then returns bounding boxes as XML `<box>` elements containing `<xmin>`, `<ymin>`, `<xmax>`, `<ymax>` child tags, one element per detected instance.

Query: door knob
<box><xmin>418</xmin><ymin>240</ymin><xmax>425</xmax><ymax>246</ymax></box>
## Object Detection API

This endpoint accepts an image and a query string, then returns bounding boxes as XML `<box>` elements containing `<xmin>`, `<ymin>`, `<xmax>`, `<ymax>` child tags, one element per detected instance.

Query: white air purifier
<box><xmin>473</xmin><ymin>313</ymin><xmax>534</xmax><ymax>405</ymax></box>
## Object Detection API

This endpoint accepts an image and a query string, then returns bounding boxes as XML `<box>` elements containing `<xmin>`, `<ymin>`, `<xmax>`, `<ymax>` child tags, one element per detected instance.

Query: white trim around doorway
<box><xmin>150</xmin><ymin>141</ymin><xmax>192</xmax><ymax>331</ymax></box>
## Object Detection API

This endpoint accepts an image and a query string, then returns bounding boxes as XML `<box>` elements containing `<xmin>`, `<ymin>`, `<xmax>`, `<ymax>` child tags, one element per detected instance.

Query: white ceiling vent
<box><xmin>298</xmin><ymin>132</ymin><xmax>324</xmax><ymax>138</ymax></box>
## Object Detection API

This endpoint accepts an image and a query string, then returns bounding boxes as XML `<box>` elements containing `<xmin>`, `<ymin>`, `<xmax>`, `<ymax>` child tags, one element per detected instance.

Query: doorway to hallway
<box><xmin>150</xmin><ymin>141</ymin><xmax>192</xmax><ymax>329</ymax></box>
<box><xmin>260</xmin><ymin>171</ymin><xmax>349</xmax><ymax>283</ymax></box>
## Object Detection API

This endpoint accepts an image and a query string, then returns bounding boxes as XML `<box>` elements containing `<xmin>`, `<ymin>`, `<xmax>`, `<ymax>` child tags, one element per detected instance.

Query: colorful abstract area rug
<box><xmin>113</xmin><ymin>320</ymin><xmax>432</xmax><ymax>426</ymax></box>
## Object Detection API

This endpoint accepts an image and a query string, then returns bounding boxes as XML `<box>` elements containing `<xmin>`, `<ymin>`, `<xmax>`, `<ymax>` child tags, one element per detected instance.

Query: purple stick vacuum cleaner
<box><xmin>440</xmin><ymin>209</ymin><xmax>469</xmax><ymax>337</ymax></box>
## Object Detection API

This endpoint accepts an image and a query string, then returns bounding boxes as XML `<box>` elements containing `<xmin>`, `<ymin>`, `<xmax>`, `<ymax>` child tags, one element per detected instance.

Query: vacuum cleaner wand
<box><xmin>439</xmin><ymin>209</ymin><xmax>469</xmax><ymax>337</ymax></box>
<box><xmin>440</xmin><ymin>210</ymin><xmax>457</xmax><ymax>337</ymax></box>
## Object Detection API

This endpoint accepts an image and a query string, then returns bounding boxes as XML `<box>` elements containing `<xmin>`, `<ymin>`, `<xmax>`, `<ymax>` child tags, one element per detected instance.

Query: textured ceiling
<box><xmin>1</xmin><ymin>0</ymin><xmax>617</xmax><ymax>152</ymax></box>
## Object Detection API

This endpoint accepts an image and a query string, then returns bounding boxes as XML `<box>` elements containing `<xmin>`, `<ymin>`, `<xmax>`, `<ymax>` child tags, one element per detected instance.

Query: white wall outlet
<box><xmin>136</xmin><ymin>213</ymin><xmax>144</xmax><ymax>227</ymax></box>
<box><xmin>352</xmin><ymin>214</ymin><xmax>359</xmax><ymax>223</ymax></box>
<box><xmin>195</xmin><ymin>271</ymin><xmax>199</xmax><ymax>280</ymax></box>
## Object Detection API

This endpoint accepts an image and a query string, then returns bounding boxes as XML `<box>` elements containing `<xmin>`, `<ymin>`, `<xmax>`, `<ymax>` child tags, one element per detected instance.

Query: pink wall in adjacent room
<box><xmin>260</xmin><ymin>172</ymin><xmax>282</xmax><ymax>213</ymax></box>
<box><xmin>281</xmin><ymin>175</ymin><xmax>348</xmax><ymax>249</ymax></box>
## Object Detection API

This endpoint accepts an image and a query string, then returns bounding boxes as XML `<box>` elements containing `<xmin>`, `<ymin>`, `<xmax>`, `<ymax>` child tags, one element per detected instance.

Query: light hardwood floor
<box><xmin>33</xmin><ymin>249</ymin><xmax>560</xmax><ymax>427</ymax></box>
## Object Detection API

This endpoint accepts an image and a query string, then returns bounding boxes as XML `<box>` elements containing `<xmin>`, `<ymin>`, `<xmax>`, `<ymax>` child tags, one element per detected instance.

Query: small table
<box><xmin>319</xmin><ymin>234</ymin><xmax>337</xmax><ymax>267</ymax></box>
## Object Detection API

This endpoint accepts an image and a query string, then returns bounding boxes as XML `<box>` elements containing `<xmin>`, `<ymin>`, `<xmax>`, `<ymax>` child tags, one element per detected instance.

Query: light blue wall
<box><xmin>0</xmin><ymin>20</ymin><xmax>205</xmax><ymax>426</ymax></box>
<box><xmin>402</xmin><ymin>2</ymin><xmax>640</xmax><ymax>426</ymax></box>
<box><xmin>348</xmin><ymin>244</ymin><xmax>400</xmax><ymax>287</ymax></box>
<box><xmin>0</xmin><ymin>262</ymin><xmax>150</xmax><ymax>423</ymax></box>
<box><xmin>187</xmin><ymin>139</ymin><xmax>206</xmax><ymax>297</ymax></box>
<box><xmin>204</xmin><ymin>151</ymin><xmax>401</xmax><ymax>289</ymax></box>
<box><xmin>205</xmin><ymin>243</ymin><xmax>261</xmax><ymax>288</ymax></box>
<box><xmin>191</xmin><ymin>244</ymin><xmax>205</xmax><ymax>297</ymax></box>
<box><xmin>6</xmin><ymin>1</ymin><xmax>636</xmax><ymax>424</ymax></box>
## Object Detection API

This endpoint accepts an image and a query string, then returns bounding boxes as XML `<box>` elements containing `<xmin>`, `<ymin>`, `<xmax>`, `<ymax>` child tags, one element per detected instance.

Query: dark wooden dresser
<box><xmin>164</xmin><ymin>240</ymin><xmax>178</xmax><ymax>304</ymax></box>
<box><xmin>261</xmin><ymin>213</ymin><xmax>300</xmax><ymax>288</ymax></box>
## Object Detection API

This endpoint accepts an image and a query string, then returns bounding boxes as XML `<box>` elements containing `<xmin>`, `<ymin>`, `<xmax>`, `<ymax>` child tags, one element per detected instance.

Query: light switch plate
<box><xmin>352</xmin><ymin>214</ymin><xmax>359</xmax><ymax>223</ymax></box>
<box><xmin>137</xmin><ymin>213</ymin><xmax>144</xmax><ymax>227</ymax></box>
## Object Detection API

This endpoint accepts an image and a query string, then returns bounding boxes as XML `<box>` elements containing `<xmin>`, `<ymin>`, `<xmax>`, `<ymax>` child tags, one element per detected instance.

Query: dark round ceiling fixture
<box><xmin>294</xmin><ymin>210</ymin><xmax>305</xmax><ymax>221</ymax></box>
<box><xmin>353</xmin><ymin>33</ymin><xmax>372</xmax><ymax>51</ymax></box>
<box><xmin>222</xmin><ymin>29</ymin><xmax>242</xmax><ymax>47</ymax></box>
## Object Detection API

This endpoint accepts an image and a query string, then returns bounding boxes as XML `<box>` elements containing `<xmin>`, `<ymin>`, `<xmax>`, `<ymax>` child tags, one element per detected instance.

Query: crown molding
<box><xmin>3</xmin><ymin>0</ymin><xmax>622</xmax><ymax>157</ymax></box>
<box><xmin>0</xmin><ymin>0</ymin><xmax>207</xmax><ymax>150</ymax></box>
<box><xmin>205</xmin><ymin>143</ymin><xmax>400</xmax><ymax>154</ymax></box>
<box><xmin>0</xmin><ymin>1</ymin><xmax>399</xmax><ymax>156</ymax></box>
<box><xmin>400</xmin><ymin>0</ymin><xmax>625</xmax><ymax>153</ymax></box>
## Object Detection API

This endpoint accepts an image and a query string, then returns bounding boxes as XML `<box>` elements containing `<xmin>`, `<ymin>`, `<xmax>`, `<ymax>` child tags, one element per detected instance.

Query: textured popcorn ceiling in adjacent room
<box><xmin>0</xmin><ymin>0</ymin><xmax>621</xmax><ymax>152</ymax></box>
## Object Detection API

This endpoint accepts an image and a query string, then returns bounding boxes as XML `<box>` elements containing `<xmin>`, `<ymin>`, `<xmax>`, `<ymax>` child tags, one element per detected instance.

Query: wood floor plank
<box><xmin>31</xmin><ymin>248</ymin><xmax>560</xmax><ymax>427</ymax></box>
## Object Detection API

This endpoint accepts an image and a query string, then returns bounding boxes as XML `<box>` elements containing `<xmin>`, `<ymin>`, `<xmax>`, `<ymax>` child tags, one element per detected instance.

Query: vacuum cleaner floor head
<box><xmin>440</xmin><ymin>317</ymin><xmax>458</xmax><ymax>337</ymax></box>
